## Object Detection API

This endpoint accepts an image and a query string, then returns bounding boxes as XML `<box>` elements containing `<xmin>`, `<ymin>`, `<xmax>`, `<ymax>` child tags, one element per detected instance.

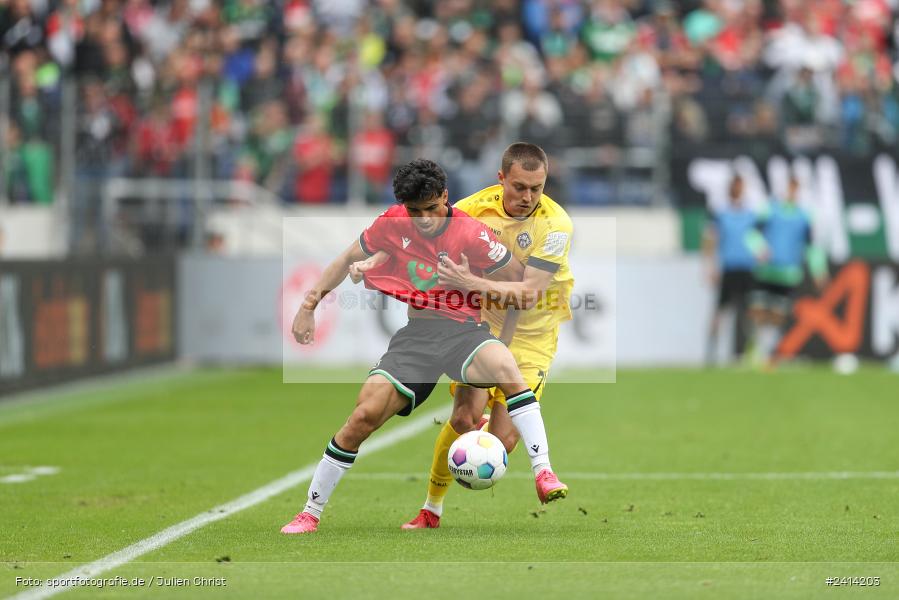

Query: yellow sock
<box><xmin>424</xmin><ymin>422</ymin><xmax>461</xmax><ymax>516</ymax></box>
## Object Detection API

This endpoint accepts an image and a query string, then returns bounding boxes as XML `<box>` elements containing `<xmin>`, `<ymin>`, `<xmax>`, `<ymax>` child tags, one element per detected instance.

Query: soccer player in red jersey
<box><xmin>281</xmin><ymin>159</ymin><xmax>568</xmax><ymax>534</ymax></box>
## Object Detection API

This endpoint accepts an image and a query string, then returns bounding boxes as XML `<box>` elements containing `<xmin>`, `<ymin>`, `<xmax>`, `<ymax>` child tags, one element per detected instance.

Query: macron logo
<box><xmin>311</xmin><ymin>491</ymin><xmax>320</xmax><ymax>500</ymax></box>
<box><xmin>402</xmin><ymin>237</ymin><xmax>411</xmax><ymax>249</ymax></box>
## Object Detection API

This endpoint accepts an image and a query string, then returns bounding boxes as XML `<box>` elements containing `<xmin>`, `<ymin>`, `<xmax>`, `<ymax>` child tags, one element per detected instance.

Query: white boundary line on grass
<box><xmin>348</xmin><ymin>470</ymin><xmax>899</xmax><ymax>481</ymax></box>
<box><xmin>8</xmin><ymin>404</ymin><xmax>450</xmax><ymax>600</ymax></box>
<box><xmin>0</xmin><ymin>466</ymin><xmax>60</xmax><ymax>484</ymax></box>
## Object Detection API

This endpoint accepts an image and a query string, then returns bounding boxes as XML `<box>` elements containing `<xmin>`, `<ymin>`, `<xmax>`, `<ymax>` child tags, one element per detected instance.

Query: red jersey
<box><xmin>359</xmin><ymin>204</ymin><xmax>512</xmax><ymax>322</ymax></box>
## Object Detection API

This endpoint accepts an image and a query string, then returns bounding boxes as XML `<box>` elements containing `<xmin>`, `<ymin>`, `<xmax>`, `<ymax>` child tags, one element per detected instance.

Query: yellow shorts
<box><xmin>450</xmin><ymin>329</ymin><xmax>557</xmax><ymax>409</ymax></box>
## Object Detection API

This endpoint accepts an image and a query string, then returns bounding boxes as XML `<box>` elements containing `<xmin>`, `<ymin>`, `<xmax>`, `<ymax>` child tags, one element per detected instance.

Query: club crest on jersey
<box><xmin>407</xmin><ymin>261</ymin><xmax>439</xmax><ymax>291</ymax></box>
<box><xmin>517</xmin><ymin>232</ymin><xmax>532</xmax><ymax>249</ymax></box>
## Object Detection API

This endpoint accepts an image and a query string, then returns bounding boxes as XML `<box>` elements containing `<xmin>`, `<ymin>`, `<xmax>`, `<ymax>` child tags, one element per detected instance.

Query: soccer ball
<box><xmin>447</xmin><ymin>430</ymin><xmax>507</xmax><ymax>490</ymax></box>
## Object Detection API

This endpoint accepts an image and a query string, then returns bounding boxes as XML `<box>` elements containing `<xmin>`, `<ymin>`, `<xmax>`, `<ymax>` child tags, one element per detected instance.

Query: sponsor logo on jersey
<box><xmin>479</xmin><ymin>230</ymin><xmax>509</xmax><ymax>262</ymax></box>
<box><xmin>407</xmin><ymin>261</ymin><xmax>439</xmax><ymax>291</ymax></box>
<box><xmin>517</xmin><ymin>232</ymin><xmax>532</xmax><ymax>249</ymax></box>
<box><xmin>543</xmin><ymin>231</ymin><xmax>569</xmax><ymax>257</ymax></box>
<box><xmin>401</xmin><ymin>237</ymin><xmax>411</xmax><ymax>249</ymax></box>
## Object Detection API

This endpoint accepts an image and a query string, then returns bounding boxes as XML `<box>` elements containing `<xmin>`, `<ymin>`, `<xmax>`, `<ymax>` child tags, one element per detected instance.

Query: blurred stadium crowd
<box><xmin>3</xmin><ymin>0</ymin><xmax>899</xmax><ymax>206</ymax></box>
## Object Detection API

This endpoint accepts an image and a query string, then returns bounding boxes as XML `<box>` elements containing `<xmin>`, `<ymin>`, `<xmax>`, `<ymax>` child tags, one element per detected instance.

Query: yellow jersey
<box><xmin>454</xmin><ymin>185</ymin><xmax>574</xmax><ymax>337</ymax></box>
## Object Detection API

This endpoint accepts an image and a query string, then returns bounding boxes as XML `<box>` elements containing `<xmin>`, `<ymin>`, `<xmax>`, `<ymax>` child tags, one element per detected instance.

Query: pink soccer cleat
<box><xmin>535</xmin><ymin>469</ymin><xmax>568</xmax><ymax>504</ymax></box>
<box><xmin>280</xmin><ymin>512</ymin><xmax>319</xmax><ymax>534</ymax></box>
<box><xmin>401</xmin><ymin>509</ymin><xmax>440</xmax><ymax>530</ymax></box>
<box><xmin>476</xmin><ymin>415</ymin><xmax>490</xmax><ymax>431</ymax></box>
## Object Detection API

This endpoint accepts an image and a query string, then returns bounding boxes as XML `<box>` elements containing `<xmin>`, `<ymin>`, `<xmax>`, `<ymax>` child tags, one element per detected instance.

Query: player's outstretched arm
<box><xmin>292</xmin><ymin>239</ymin><xmax>370</xmax><ymax>344</ymax></box>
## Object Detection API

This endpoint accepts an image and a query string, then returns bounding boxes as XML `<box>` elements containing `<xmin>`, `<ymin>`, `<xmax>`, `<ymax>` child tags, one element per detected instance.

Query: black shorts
<box><xmin>717</xmin><ymin>270</ymin><xmax>754</xmax><ymax>308</ymax></box>
<box><xmin>370</xmin><ymin>317</ymin><xmax>501</xmax><ymax>417</ymax></box>
<box><xmin>750</xmin><ymin>279</ymin><xmax>796</xmax><ymax>314</ymax></box>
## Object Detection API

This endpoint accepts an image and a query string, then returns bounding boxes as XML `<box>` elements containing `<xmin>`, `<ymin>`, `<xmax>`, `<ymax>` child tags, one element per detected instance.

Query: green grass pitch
<box><xmin>1</xmin><ymin>367</ymin><xmax>898</xmax><ymax>599</ymax></box>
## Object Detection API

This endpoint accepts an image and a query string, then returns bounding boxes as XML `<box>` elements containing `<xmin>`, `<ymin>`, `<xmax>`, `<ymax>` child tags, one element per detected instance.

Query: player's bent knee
<box><xmin>345</xmin><ymin>404</ymin><xmax>380</xmax><ymax>441</ymax></box>
<box><xmin>497</xmin><ymin>360</ymin><xmax>523</xmax><ymax>386</ymax></box>
<box><xmin>466</xmin><ymin>343</ymin><xmax>518</xmax><ymax>385</ymax></box>
<box><xmin>345</xmin><ymin>389</ymin><xmax>391</xmax><ymax>442</ymax></box>
<box><xmin>471</xmin><ymin>357</ymin><xmax>521</xmax><ymax>390</ymax></box>
<box><xmin>449</xmin><ymin>411</ymin><xmax>480</xmax><ymax>434</ymax></box>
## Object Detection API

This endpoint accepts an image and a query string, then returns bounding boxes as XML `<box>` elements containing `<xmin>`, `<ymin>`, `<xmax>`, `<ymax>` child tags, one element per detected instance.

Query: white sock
<box><xmin>303</xmin><ymin>438</ymin><xmax>357</xmax><ymax>519</ymax></box>
<box><xmin>423</xmin><ymin>499</ymin><xmax>443</xmax><ymax>517</ymax></box>
<box><xmin>506</xmin><ymin>393</ymin><xmax>552</xmax><ymax>475</ymax></box>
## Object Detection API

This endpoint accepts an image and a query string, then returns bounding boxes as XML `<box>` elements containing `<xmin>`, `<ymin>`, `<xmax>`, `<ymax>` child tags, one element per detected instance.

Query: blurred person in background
<box><xmin>3</xmin><ymin>121</ymin><xmax>53</xmax><ymax>205</ymax></box>
<box><xmin>281</xmin><ymin>33</ymin><xmax>312</xmax><ymax>125</ymax></box>
<box><xmin>130</xmin><ymin>97</ymin><xmax>178</xmax><ymax>177</ymax></box>
<box><xmin>292</xmin><ymin>113</ymin><xmax>337</xmax><ymax>204</ymax></box>
<box><xmin>776</xmin><ymin>66</ymin><xmax>833</xmax><ymax>153</ymax></box>
<box><xmin>240</xmin><ymin>38</ymin><xmax>281</xmax><ymax>113</ymax></box>
<box><xmin>352</xmin><ymin>110</ymin><xmax>396</xmax><ymax>204</ymax></box>
<box><xmin>442</xmin><ymin>71</ymin><xmax>500</xmax><ymax>197</ymax></box>
<box><xmin>236</xmin><ymin>99</ymin><xmax>294</xmax><ymax>195</ymax></box>
<box><xmin>140</xmin><ymin>0</ymin><xmax>192</xmax><ymax>61</ymax></box>
<box><xmin>580</xmin><ymin>0</ymin><xmax>636</xmax><ymax>64</ymax></box>
<box><xmin>74</xmin><ymin>78</ymin><xmax>129</xmax><ymax>251</ymax></box>
<box><xmin>0</xmin><ymin>0</ymin><xmax>44</xmax><ymax>57</ymax></box>
<box><xmin>502</xmin><ymin>70</ymin><xmax>563</xmax><ymax>153</ymax></box>
<box><xmin>703</xmin><ymin>174</ymin><xmax>756</xmax><ymax>365</ymax></box>
<box><xmin>745</xmin><ymin>174</ymin><xmax>828</xmax><ymax>368</ymax></box>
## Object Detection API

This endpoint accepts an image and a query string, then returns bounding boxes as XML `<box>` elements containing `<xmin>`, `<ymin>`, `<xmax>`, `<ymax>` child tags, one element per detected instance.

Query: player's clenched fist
<box><xmin>292</xmin><ymin>294</ymin><xmax>317</xmax><ymax>344</ymax></box>
<box><xmin>292</xmin><ymin>310</ymin><xmax>315</xmax><ymax>344</ymax></box>
<box><xmin>349</xmin><ymin>251</ymin><xmax>389</xmax><ymax>284</ymax></box>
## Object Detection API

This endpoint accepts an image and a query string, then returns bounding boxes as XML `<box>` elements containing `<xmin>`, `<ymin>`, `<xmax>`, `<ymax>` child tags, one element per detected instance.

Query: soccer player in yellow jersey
<box><xmin>352</xmin><ymin>144</ymin><xmax>572</xmax><ymax>527</ymax></box>
<box><xmin>401</xmin><ymin>142</ymin><xmax>575</xmax><ymax>528</ymax></box>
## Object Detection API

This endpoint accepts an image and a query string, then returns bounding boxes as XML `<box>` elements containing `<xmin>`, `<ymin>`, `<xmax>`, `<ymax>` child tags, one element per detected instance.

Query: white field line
<box><xmin>8</xmin><ymin>404</ymin><xmax>450</xmax><ymax>600</ymax></box>
<box><xmin>0</xmin><ymin>466</ymin><xmax>60</xmax><ymax>485</ymax></box>
<box><xmin>348</xmin><ymin>470</ymin><xmax>899</xmax><ymax>481</ymax></box>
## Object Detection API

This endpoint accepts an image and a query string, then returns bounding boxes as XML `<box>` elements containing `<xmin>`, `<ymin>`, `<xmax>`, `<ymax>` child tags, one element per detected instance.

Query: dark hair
<box><xmin>393</xmin><ymin>159</ymin><xmax>447</xmax><ymax>204</ymax></box>
<box><xmin>501</xmin><ymin>143</ymin><xmax>548</xmax><ymax>174</ymax></box>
